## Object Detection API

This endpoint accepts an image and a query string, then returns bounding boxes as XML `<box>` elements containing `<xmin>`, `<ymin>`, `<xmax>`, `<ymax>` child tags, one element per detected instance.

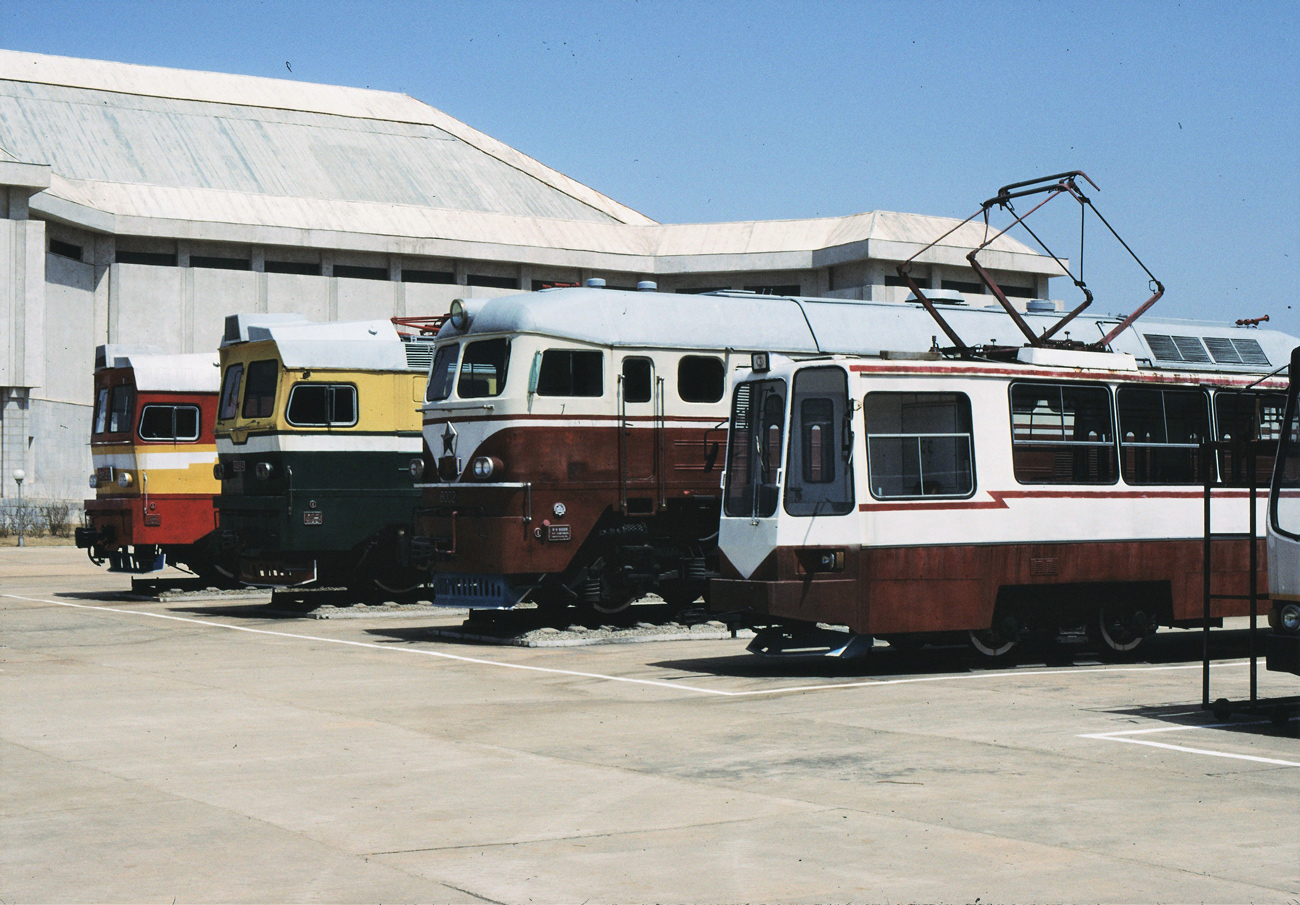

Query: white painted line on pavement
<box><xmin>3</xmin><ymin>592</ymin><xmax>1255</xmax><ymax>700</ymax></box>
<box><xmin>1081</xmin><ymin>721</ymin><xmax>1300</xmax><ymax>768</ymax></box>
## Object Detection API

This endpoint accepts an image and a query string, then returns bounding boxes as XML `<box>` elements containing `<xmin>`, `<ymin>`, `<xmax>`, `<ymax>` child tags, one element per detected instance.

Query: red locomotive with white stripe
<box><xmin>76</xmin><ymin>345</ymin><xmax>223</xmax><ymax>576</ymax></box>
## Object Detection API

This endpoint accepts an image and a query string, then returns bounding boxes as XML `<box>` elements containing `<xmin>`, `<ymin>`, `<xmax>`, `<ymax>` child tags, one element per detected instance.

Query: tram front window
<box><xmin>1272</xmin><ymin>392</ymin><xmax>1300</xmax><ymax>539</ymax></box>
<box><xmin>724</xmin><ymin>379</ymin><xmax>786</xmax><ymax>518</ymax></box>
<box><xmin>785</xmin><ymin>367</ymin><xmax>854</xmax><ymax>516</ymax></box>
<box><xmin>425</xmin><ymin>343</ymin><xmax>459</xmax><ymax>402</ymax></box>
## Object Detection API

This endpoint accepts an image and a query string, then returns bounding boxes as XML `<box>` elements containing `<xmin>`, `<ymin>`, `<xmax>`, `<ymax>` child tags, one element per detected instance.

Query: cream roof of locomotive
<box><xmin>238</xmin><ymin>318</ymin><xmax>412</xmax><ymax>372</ymax></box>
<box><xmin>119</xmin><ymin>352</ymin><xmax>220</xmax><ymax>393</ymax></box>
<box><xmin>439</xmin><ymin>287</ymin><xmax>1299</xmax><ymax>374</ymax></box>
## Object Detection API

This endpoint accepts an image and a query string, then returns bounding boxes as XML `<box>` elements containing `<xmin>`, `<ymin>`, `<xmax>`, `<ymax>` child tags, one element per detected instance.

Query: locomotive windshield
<box><xmin>425</xmin><ymin>343</ymin><xmax>459</xmax><ymax>402</ymax></box>
<box><xmin>458</xmin><ymin>339</ymin><xmax>510</xmax><ymax>398</ymax></box>
<box><xmin>724</xmin><ymin>379</ymin><xmax>786</xmax><ymax>518</ymax></box>
<box><xmin>1271</xmin><ymin>388</ymin><xmax>1300</xmax><ymax>539</ymax></box>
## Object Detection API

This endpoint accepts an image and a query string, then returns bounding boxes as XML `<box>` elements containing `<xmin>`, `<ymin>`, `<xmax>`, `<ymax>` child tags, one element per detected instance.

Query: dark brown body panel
<box><xmin>713</xmin><ymin>538</ymin><xmax>1267</xmax><ymax>635</ymax></box>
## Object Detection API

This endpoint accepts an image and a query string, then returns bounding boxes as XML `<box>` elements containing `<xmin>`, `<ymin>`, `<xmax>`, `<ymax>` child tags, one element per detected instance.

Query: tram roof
<box><xmin>222</xmin><ymin>315</ymin><xmax>413</xmax><ymax>371</ymax></box>
<box><xmin>439</xmin><ymin>287</ymin><xmax>1299</xmax><ymax>375</ymax></box>
<box><xmin>94</xmin><ymin>346</ymin><xmax>221</xmax><ymax>393</ymax></box>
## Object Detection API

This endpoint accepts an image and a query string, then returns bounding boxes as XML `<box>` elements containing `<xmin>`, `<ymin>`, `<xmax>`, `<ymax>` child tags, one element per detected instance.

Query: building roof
<box><xmin>0</xmin><ymin>50</ymin><xmax>1054</xmax><ymax>275</ymax></box>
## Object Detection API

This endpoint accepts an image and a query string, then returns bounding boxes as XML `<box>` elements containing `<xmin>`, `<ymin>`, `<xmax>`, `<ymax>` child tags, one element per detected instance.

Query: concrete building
<box><xmin>0</xmin><ymin>49</ymin><xmax>1056</xmax><ymax>501</ymax></box>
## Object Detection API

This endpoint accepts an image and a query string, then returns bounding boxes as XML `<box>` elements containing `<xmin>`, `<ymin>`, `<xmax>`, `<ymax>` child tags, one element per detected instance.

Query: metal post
<box><xmin>1202</xmin><ymin>443</ymin><xmax>1212</xmax><ymax>709</ymax></box>
<box><xmin>1248</xmin><ymin>444</ymin><xmax>1258</xmax><ymax>709</ymax></box>
<box><xmin>12</xmin><ymin>469</ymin><xmax>26</xmax><ymax>547</ymax></box>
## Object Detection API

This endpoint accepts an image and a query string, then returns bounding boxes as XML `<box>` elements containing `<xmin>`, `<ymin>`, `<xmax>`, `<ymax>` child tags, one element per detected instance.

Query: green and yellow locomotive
<box><xmin>214</xmin><ymin>315</ymin><xmax>431</xmax><ymax>591</ymax></box>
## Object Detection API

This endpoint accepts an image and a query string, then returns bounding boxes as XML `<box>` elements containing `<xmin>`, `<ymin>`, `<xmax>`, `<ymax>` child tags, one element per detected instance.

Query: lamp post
<box><xmin>12</xmin><ymin>469</ymin><xmax>25</xmax><ymax>547</ymax></box>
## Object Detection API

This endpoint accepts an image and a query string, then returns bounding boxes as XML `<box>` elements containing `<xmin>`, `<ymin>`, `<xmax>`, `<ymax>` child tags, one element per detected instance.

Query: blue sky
<box><xmin>3</xmin><ymin>0</ymin><xmax>1297</xmax><ymax>333</ymax></box>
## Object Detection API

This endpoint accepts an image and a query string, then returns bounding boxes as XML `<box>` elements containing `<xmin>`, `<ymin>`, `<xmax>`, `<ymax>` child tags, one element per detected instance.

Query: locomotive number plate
<box><xmin>231</xmin><ymin>459</ymin><xmax>246</xmax><ymax>473</ymax></box>
<box><xmin>547</xmin><ymin>524</ymin><xmax>572</xmax><ymax>542</ymax></box>
<box><xmin>303</xmin><ymin>511</ymin><xmax>324</xmax><ymax>526</ymax></box>
<box><xmin>96</xmin><ymin>466</ymin><xmax>114</xmax><ymax>482</ymax></box>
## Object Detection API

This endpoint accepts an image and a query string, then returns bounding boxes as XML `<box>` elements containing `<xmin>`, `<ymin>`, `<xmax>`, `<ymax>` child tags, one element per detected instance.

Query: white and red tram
<box><xmin>715</xmin><ymin>327</ymin><xmax>1298</xmax><ymax>657</ymax></box>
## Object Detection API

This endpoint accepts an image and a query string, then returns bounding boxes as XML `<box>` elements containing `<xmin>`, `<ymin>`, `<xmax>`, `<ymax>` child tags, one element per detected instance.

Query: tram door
<box><xmin>619</xmin><ymin>357</ymin><xmax>660</xmax><ymax>506</ymax></box>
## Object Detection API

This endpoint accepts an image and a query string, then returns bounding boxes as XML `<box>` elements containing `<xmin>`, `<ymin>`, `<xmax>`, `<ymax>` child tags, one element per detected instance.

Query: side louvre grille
<box><xmin>1202</xmin><ymin>337</ymin><xmax>1241</xmax><ymax>363</ymax></box>
<box><xmin>1171</xmin><ymin>335</ymin><xmax>1212</xmax><ymax>362</ymax></box>
<box><xmin>404</xmin><ymin>341</ymin><xmax>435</xmax><ymax>371</ymax></box>
<box><xmin>733</xmin><ymin>383</ymin><xmax>753</xmax><ymax>430</ymax></box>
<box><xmin>1230</xmin><ymin>338</ymin><xmax>1270</xmax><ymax>366</ymax></box>
<box><xmin>1147</xmin><ymin>333</ymin><xmax>1270</xmax><ymax>368</ymax></box>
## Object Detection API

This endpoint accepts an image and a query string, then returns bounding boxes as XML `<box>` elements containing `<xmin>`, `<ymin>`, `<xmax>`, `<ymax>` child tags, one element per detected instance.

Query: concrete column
<box><xmin>92</xmin><ymin>235</ymin><xmax>114</xmax><ymax>347</ymax></box>
<box><xmin>391</xmin><ymin>256</ymin><xmax>405</xmax><ymax>317</ymax></box>
<box><xmin>454</xmin><ymin>260</ymin><xmax>467</xmax><ymax>286</ymax></box>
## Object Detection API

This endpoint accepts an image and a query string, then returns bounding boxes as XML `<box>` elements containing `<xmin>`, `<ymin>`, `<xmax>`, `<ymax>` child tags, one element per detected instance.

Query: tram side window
<box><xmin>622</xmin><ymin>358</ymin><xmax>653</xmax><ymax>403</ymax></box>
<box><xmin>1117</xmin><ymin>387</ymin><xmax>1208</xmax><ymax>484</ymax></box>
<box><xmin>1009</xmin><ymin>383</ymin><xmax>1116</xmax><ymax>484</ymax></box>
<box><xmin>241</xmin><ymin>360</ymin><xmax>279</xmax><ymax>419</ymax></box>
<box><xmin>218</xmin><ymin>364</ymin><xmax>243</xmax><ymax>421</ymax></box>
<box><xmin>678</xmin><ymin>356</ymin><xmax>724</xmax><ymax>403</ymax></box>
<box><xmin>723</xmin><ymin>379</ymin><xmax>786</xmax><ymax>518</ymax></box>
<box><xmin>93</xmin><ymin>388</ymin><xmax>109</xmax><ymax>434</ymax></box>
<box><xmin>537</xmin><ymin>349</ymin><xmax>603</xmax><ymax>396</ymax></box>
<box><xmin>458</xmin><ymin>338</ymin><xmax>510</xmax><ymax>398</ymax></box>
<box><xmin>1271</xmin><ymin>395</ymin><xmax>1300</xmax><ymax>538</ymax></box>
<box><xmin>286</xmin><ymin>384</ymin><xmax>359</xmax><ymax>427</ymax></box>
<box><xmin>107</xmin><ymin>385</ymin><xmax>135</xmax><ymax>434</ymax></box>
<box><xmin>865</xmin><ymin>392</ymin><xmax>974</xmax><ymax>499</ymax></box>
<box><xmin>138</xmin><ymin>404</ymin><xmax>201</xmax><ymax>441</ymax></box>
<box><xmin>785</xmin><ymin>367</ymin><xmax>854</xmax><ymax>516</ymax></box>
<box><xmin>425</xmin><ymin>344</ymin><xmax>459</xmax><ymax>402</ymax></box>
<box><xmin>1215</xmin><ymin>391</ymin><xmax>1285</xmax><ymax>486</ymax></box>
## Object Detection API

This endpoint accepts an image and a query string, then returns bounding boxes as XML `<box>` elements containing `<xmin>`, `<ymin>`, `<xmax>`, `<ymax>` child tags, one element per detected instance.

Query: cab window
<box><xmin>286</xmin><ymin>384</ymin><xmax>358</xmax><ymax>427</ymax></box>
<box><xmin>93</xmin><ymin>388</ymin><xmax>109</xmax><ymax>434</ymax></box>
<box><xmin>678</xmin><ymin>356</ymin><xmax>724</xmax><ymax>403</ymax></box>
<box><xmin>107</xmin><ymin>385</ymin><xmax>135</xmax><ymax>434</ymax></box>
<box><xmin>218</xmin><ymin>364</ymin><xmax>243</xmax><ymax>421</ymax></box>
<box><xmin>865</xmin><ymin>392</ymin><xmax>974</xmax><ymax>499</ymax></box>
<box><xmin>537</xmin><ymin>349</ymin><xmax>603</xmax><ymax>397</ymax></box>
<box><xmin>458</xmin><ymin>339</ymin><xmax>510</xmax><ymax>398</ymax></box>
<box><xmin>138</xmin><ymin>405</ymin><xmax>201</xmax><ymax>441</ymax></box>
<box><xmin>241</xmin><ymin>360</ymin><xmax>279</xmax><ymax>419</ymax></box>
<box><xmin>785</xmin><ymin>367</ymin><xmax>854</xmax><ymax>516</ymax></box>
<box><xmin>1271</xmin><ymin>393</ymin><xmax>1300</xmax><ymax>539</ymax></box>
<box><xmin>425</xmin><ymin>343</ymin><xmax>459</xmax><ymax>402</ymax></box>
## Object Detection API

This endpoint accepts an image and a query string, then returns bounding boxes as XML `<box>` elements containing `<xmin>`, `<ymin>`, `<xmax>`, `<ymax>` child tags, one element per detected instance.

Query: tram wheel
<box><xmin>968</xmin><ymin>628</ymin><xmax>1016</xmax><ymax>659</ymax></box>
<box><xmin>1097</xmin><ymin>604</ymin><xmax>1149</xmax><ymax>657</ymax></box>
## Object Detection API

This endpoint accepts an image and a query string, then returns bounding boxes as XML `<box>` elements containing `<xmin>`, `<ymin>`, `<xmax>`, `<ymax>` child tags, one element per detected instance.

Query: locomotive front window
<box><xmin>458</xmin><ymin>338</ymin><xmax>510</xmax><ymax>398</ymax></box>
<box><xmin>286</xmin><ymin>384</ymin><xmax>359</xmax><ymax>427</ymax></box>
<box><xmin>1215</xmin><ymin>391</ymin><xmax>1285</xmax><ymax>486</ymax></box>
<box><xmin>724</xmin><ymin>379</ymin><xmax>786</xmax><ymax>518</ymax></box>
<box><xmin>678</xmin><ymin>356</ymin><xmax>725</xmax><ymax>403</ymax></box>
<box><xmin>785</xmin><ymin>367</ymin><xmax>854</xmax><ymax>516</ymax></box>
<box><xmin>537</xmin><ymin>349</ymin><xmax>604</xmax><ymax>396</ymax></box>
<box><xmin>1117</xmin><ymin>387</ymin><xmax>1209</xmax><ymax>485</ymax></box>
<box><xmin>865</xmin><ymin>392</ymin><xmax>974</xmax><ymax>499</ymax></box>
<box><xmin>107</xmin><ymin>385</ymin><xmax>135</xmax><ymax>434</ymax></box>
<box><xmin>93</xmin><ymin>388</ymin><xmax>109</xmax><ymax>434</ymax></box>
<box><xmin>1010</xmin><ymin>383</ymin><xmax>1117</xmax><ymax>484</ymax></box>
<box><xmin>425</xmin><ymin>343</ymin><xmax>459</xmax><ymax>402</ymax></box>
<box><xmin>138</xmin><ymin>404</ymin><xmax>201</xmax><ymax>441</ymax></box>
<box><xmin>218</xmin><ymin>363</ymin><xmax>243</xmax><ymax>421</ymax></box>
<box><xmin>241</xmin><ymin>360</ymin><xmax>279</xmax><ymax>419</ymax></box>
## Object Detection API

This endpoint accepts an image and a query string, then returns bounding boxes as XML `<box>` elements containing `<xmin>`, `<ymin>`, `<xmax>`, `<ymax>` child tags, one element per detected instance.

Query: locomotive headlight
<box><xmin>117</xmin><ymin>471</ymin><xmax>134</xmax><ymax>488</ymax></box>
<box><xmin>213</xmin><ymin>462</ymin><xmax>225</xmax><ymax>481</ymax></box>
<box><xmin>1281</xmin><ymin>604</ymin><xmax>1300</xmax><ymax>634</ymax></box>
<box><xmin>408</xmin><ymin>457</ymin><xmax>426</xmax><ymax>480</ymax></box>
<box><xmin>471</xmin><ymin>456</ymin><xmax>501</xmax><ymax>479</ymax></box>
<box><xmin>254</xmin><ymin>461</ymin><xmax>274</xmax><ymax>481</ymax></box>
<box><xmin>449</xmin><ymin>298</ymin><xmax>471</xmax><ymax>330</ymax></box>
<box><xmin>89</xmin><ymin>473</ymin><xmax>98</xmax><ymax>489</ymax></box>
